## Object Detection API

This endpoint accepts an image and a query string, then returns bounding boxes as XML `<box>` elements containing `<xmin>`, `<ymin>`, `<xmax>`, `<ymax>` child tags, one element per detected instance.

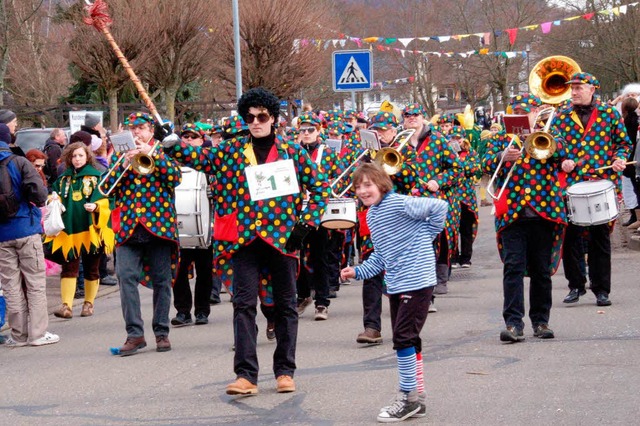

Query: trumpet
<box><xmin>373</xmin><ymin>129</ymin><xmax>415</xmax><ymax>175</ymax></box>
<box><xmin>487</xmin><ymin>107</ymin><xmax>557</xmax><ymax>201</ymax></box>
<box><xmin>98</xmin><ymin>139</ymin><xmax>161</xmax><ymax>197</ymax></box>
<box><xmin>330</xmin><ymin>129</ymin><xmax>415</xmax><ymax>197</ymax></box>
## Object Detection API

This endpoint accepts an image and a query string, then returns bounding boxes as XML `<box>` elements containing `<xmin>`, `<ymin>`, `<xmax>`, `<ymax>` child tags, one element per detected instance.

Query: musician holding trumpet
<box><xmin>484</xmin><ymin>93</ymin><xmax>570</xmax><ymax>342</ymax></box>
<box><xmin>550</xmin><ymin>72</ymin><xmax>631</xmax><ymax>307</ymax></box>
<box><xmin>101</xmin><ymin>112</ymin><xmax>182</xmax><ymax>356</ymax></box>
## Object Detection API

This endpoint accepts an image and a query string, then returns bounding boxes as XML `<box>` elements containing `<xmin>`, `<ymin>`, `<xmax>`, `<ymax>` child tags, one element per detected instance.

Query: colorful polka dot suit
<box><xmin>483</xmin><ymin>131</ymin><xmax>568</xmax><ymax>272</ymax></box>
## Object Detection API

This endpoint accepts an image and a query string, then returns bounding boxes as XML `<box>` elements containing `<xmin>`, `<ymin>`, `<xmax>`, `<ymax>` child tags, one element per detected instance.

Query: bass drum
<box><xmin>175</xmin><ymin>167</ymin><xmax>212</xmax><ymax>248</ymax></box>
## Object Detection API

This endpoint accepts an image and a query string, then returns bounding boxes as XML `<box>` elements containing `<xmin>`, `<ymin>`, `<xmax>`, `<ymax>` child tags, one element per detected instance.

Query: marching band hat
<box><xmin>297</xmin><ymin>112</ymin><xmax>321</xmax><ymax>127</ymax></box>
<box><xmin>211</xmin><ymin>124</ymin><xmax>224</xmax><ymax>135</ymax></box>
<box><xmin>325</xmin><ymin>109</ymin><xmax>344</xmax><ymax>123</ymax></box>
<box><xmin>327</xmin><ymin>121</ymin><xmax>347</xmax><ymax>135</ymax></box>
<box><xmin>181</xmin><ymin>123</ymin><xmax>205</xmax><ymax>138</ymax></box>
<box><xmin>402</xmin><ymin>103</ymin><xmax>426</xmax><ymax>116</ymax></box>
<box><xmin>566</xmin><ymin>72</ymin><xmax>600</xmax><ymax>89</ymax></box>
<box><xmin>369</xmin><ymin>111</ymin><xmax>398</xmax><ymax>130</ymax></box>
<box><xmin>223</xmin><ymin>115</ymin><xmax>248</xmax><ymax>136</ymax></box>
<box><xmin>124</xmin><ymin>112</ymin><xmax>154</xmax><ymax>126</ymax></box>
<box><xmin>509</xmin><ymin>93</ymin><xmax>542</xmax><ymax>113</ymax></box>
<box><xmin>450</xmin><ymin>125</ymin><xmax>466</xmax><ymax>139</ymax></box>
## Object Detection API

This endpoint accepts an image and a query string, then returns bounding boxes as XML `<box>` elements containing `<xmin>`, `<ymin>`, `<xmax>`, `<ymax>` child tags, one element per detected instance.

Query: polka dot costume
<box><xmin>483</xmin><ymin>132</ymin><xmax>569</xmax><ymax>272</ymax></box>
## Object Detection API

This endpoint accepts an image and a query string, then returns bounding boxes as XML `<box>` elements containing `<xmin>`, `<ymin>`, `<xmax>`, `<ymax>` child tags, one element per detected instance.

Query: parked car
<box><xmin>15</xmin><ymin>128</ymin><xmax>71</xmax><ymax>152</ymax></box>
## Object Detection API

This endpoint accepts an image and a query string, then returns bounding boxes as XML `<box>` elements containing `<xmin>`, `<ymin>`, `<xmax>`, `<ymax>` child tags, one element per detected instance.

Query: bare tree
<box><xmin>142</xmin><ymin>0</ymin><xmax>220</xmax><ymax>122</ymax></box>
<box><xmin>208</xmin><ymin>0</ymin><xmax>336</xmax><ymax>101</ymax></box>
<box><xmin>65</xmin><ymin>1</ymin><xmax>157</xmax><ymax>130</ymax></box>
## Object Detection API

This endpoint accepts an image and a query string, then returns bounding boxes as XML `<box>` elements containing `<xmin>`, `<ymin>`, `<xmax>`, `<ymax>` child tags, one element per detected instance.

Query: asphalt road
<box><xmin>2</xmin><ymin>204</ymin><xmax>640</xmax><ymax>425</ymax></box>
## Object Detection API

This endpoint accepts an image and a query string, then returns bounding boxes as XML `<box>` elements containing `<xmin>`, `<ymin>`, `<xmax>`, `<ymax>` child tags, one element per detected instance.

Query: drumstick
<box><xmin>594</xmin><ymin>161</ymin><xmax>637</xmax><ymax>171</ymax></box>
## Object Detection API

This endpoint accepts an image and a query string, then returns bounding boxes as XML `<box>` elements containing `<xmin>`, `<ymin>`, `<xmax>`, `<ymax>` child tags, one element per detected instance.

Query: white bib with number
<box><xmin>245</xmin><ymin>159</ymin><xmax>300</xmax><ymax>201</ymax></box>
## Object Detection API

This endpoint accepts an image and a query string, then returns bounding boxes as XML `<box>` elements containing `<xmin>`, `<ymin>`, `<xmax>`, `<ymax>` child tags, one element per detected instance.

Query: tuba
<box><xmin>529</xmin><ymin>56</ymin><xmax>581</xmax><ymax>105</ymax></box>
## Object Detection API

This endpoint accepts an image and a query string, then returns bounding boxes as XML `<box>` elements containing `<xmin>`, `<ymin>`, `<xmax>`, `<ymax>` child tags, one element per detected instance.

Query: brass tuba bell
<box><xmin>529</xmin><ymin>56</ymin><xmax>581</xmax><ymax>105</ymax></box>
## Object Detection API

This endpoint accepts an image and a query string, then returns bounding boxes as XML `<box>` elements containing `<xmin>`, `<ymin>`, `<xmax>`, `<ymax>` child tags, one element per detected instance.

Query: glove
<box><xmin>285</xmin><ymin>222</ymin><xmax>313</xmax><ymax>252</ymax></box>
<box><xmin>154</xmin><ymin>122</ymin><xmax>173</xmax><ymax>142</ymax></box>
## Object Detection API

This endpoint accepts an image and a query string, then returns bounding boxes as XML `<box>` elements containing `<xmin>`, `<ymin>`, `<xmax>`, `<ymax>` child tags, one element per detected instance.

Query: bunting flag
<box><xmin>293</xmin><ymin>1</ymin><xmax>639</xmax><ymax>52</ymax></box>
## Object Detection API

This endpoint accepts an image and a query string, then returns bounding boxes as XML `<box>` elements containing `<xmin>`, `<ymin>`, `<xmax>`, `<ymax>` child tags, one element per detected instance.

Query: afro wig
<box><xmin>237</xmin><ymin>87</ymin><xmax>280</xmax><ymax>122</ymax></box>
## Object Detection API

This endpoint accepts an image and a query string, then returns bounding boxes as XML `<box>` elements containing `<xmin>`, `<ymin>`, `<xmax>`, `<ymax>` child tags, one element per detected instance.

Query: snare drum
<box><xmin>175</xmin><ymin>167</ymin><xmax>212</xmax><ymax>248</ymax></box>
<box><xmin>566</xmin><ymin>180</ymin><xmax>619</xmax><ymax>226</ymax></box>
<box><xmin>301</xmin><ymin>198</ymin><xmax>357</xmax><ymax>229</ymax></box>
<box><xmin>321</xmin><ymin>198</ymin><xmax>357</xmax><ymax>229</ymax></box>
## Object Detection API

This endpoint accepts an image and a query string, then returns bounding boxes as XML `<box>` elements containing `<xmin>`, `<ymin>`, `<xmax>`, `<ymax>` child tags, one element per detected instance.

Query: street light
<box><xmin>525</xmin><ymin>43</ymin><xmax>531</xmax><ymax>92</ymax></box>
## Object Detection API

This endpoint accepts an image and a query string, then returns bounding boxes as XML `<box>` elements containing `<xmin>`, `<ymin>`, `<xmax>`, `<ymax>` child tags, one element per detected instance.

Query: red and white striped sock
<box><xmin>416</xmin><ymin>352</ymin><xmax>425</xmax><ymax>394</ymax></box>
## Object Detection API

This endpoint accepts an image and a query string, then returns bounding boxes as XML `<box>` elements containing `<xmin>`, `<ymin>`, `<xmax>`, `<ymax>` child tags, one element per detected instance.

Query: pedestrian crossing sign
<box><xmin>332</xmin><ymin>50</ymin><xmax>373</xmax><ymax>92</ymax></box>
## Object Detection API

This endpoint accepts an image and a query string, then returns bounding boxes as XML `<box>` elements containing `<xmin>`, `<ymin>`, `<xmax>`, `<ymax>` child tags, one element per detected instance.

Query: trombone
<box><xmin>98</xmin><ymin>139</ymin><xmax>161</xmax><ymax>197</ymax></box>
<box><xmin>330</xmin><ymin>129</ymin><xmax>415</xmax><ymax>197</ymax></box>
<box><xmin>487</xmin><ymin>107</ymin><xmax>557</xmax><ymax>201</ymax></box>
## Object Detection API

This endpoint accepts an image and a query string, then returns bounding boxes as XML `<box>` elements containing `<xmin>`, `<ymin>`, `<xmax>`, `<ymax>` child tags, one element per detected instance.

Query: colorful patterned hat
<box><xmin>325</xmin><ymin>109</ymin><xmax>344</xmax><ymax>123</ymax></box>
<box><xmin>124</xmin><ymin>112</ymin><xmax>154</xmax><ymax>126</ymax></box>
<box><xmin>566</xmin><ymin>72</ymin><xmax>600</xmax><ymax>89</ymax></box>
<box><xmin>437</xmin><ymin>113</ymin><xmax>457</xmax><ymax>124</ymax></box>
<box><xmin>402</xmin><ymin>103</ymin><xmax>426</xmax><ymax>116</ymax></box>
<box><xmin>297</xmin><ymin>112</ymin><xmax>321</xmax><ymax>127</ymax></box>
<box><xmin>223</xmin><ymin>115</ymin><xmax>248</xmax><ymax>135</ymax></box>
<box><xmin>509</xmin><ymin>93</ymin><xmax>542</xmax><ymax>113</ymax></box>
<box><xmin>327</xmin><ymin>121</ymin><xmax>347</xmax><ymax>135</ymax></box>
<box><xmin>449</xmin><ymin>125</ymin><xmax>466</xmax><ymax>139</ymax></box>
<box><xmin>211</xmin><ymin>124</ymin><xmax>224</xmax><ymax>135</ymax></box>
<box><xmin>344</xmin><ymin>109</ymin><xmax>357</xmax><ymax>120</ymax></box>
<box><xmin>181</xmin><ymin>123</ymin><xmax>205</xmax><ymax>138</ymax></box>
<box><xmin>369</xmin><ymin>111</ymin><xmax>398</xmax><ymax>130</ymax></box>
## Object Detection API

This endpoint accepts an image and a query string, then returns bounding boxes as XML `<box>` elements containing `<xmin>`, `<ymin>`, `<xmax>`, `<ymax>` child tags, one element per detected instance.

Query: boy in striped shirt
<box><xmin>341</xmin><ymin>163</ymin><xmax>448</xmax><ymax>423</ymax></box>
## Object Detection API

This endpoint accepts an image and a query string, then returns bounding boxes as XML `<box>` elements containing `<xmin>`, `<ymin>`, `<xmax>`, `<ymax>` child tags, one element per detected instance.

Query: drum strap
<box><xmin>313</xmin><ymin>145</ymin><xmax>325</xmax><ymax>166</ymax></box>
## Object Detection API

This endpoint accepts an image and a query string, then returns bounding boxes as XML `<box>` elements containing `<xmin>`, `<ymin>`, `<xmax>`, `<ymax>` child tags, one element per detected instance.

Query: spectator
<box><xmin>0</xmin><ymin>109</ymin><xmax>24</xmax><ymax>157</ymax></box>
<box><xmin>25</xmin><ymin>149</ymin><xmax>48</xmax><ymax>186</ymax></box>
<box><xmin>43</xmin><ymin>128</ymin><xmax>67</xmax><ymax>189</ymax></box>
<box><xmin>0</xmin><ymin>123</ymin><xmax>59</xmax><ymax>346</ymax></box>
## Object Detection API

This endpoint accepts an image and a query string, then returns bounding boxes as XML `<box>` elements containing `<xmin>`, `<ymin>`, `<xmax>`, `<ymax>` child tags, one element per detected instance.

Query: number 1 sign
<box><xmin>245</xmin><ymin>159</ymin><xmax>300</xmax><ymax>201</ymax></box>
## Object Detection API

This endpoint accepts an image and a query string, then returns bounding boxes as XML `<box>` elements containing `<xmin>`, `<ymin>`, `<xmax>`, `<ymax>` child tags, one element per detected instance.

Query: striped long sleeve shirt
<box><xmin>354</xmin><ymin>192</ymin><xmax>448</xmax><ymax>294</ymax></box>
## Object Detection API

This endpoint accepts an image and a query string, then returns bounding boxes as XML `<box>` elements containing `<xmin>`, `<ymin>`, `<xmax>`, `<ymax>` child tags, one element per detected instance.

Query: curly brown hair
<box><xmin>61</xmin><ymin>142</ymin><xmax>96</xmax><ymax>169</ymax></box>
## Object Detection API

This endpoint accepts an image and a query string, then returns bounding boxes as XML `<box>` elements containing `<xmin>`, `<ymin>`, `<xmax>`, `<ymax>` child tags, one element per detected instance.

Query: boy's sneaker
<box><xmin>5</xmin><ymin>336</ymin><xmax>28</xmax><ymax>348</ymax></box>
<box><xmin>29</xmin><ymin>332</ymin><xmax>60</xmax><ymax>346</ymax></box>
<box><xmin>533</xmin><ymin>324</ymin><xmax>555</xmax><ymax>339</ymax></box>
<box><xmin>377</xmin><ymin>391</ymin><xmax>420</xmax><ymax>423</ymax></box>
<box><xmin>412</xmin><ymin>392</ymin><xmax>427</xmax><ymax>418</ymax></box>
<box><xmin>500</xmin><ymin>326</ymin><xmax>525</xmax><ymax>343</ymax></box>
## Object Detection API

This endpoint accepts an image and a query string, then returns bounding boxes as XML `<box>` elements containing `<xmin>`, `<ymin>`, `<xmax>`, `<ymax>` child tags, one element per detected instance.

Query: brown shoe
<box><xmin>155</xmin><ymin>335</ymin><xmax>171</xmax><ymax>352</ymax></box>
<box><xmin>54</xmin><ymin>303</ymin><xmax>73</xmax><ymax>319</ymax></box>
<box><xmin>80</xmin><ymin>302</ymin><xmax>94</xmax><ymax>317</ymax></box>
<box><xmin>276</xmin><ymin>375</ymin><xmax>296</xmax><ymax>393</ymax></box>
<box><xmin>226</xmin><ymin>377</ymin><xmax>258</xmax><ymax>395</ymax></box>
<box><xmin>118</xmin><ymin>336</ymin><xmax>147</xmax><ymax>356</ymax></box>
<box><xmin>356</xmin><ymin>328</ymin><xmax>383</xmax><ymax>344</ymax></box>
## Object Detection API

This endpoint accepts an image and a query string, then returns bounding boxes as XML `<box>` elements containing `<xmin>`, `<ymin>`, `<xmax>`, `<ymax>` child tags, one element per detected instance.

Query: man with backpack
<box><xmin>0</xmin><ymin>122</ymin><xmax>59</xmax><ymax>347</ymax></box>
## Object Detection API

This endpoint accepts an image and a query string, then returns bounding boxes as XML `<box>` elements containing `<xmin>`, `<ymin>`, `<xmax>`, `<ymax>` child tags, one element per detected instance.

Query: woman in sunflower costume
<box><xmin>46</xmin><ymin>141</ymin><xmax>114</xmax><ymax>318</ymax></box>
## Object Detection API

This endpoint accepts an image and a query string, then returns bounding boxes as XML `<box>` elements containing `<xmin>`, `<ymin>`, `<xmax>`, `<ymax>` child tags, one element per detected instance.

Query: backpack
<box><xmin>0</xmin><ymin>154</ymin><xmax>20</xmax><ymax>222</ymax></box>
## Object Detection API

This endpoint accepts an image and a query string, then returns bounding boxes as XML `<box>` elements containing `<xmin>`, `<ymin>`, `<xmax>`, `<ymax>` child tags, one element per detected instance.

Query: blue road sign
<box><xmin>332</xmin><ymin>50</ymin><xmax>373</xmax><ymax>92</ymax></box>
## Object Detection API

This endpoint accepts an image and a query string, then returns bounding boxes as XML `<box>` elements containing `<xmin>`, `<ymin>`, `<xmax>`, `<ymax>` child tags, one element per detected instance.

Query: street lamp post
<box><xmin>232</xmin><ymin>0</ymin><xmax>242</xmax><ymax>101</ymax></box>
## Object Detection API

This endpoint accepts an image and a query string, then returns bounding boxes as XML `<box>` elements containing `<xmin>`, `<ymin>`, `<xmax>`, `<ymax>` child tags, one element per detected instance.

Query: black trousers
<box><xmin>173</xmin><ymin>247</ymin><xmax>213</xmax><ymax>317</ymax></box>
<box><xmin>562</xmin><ymin>223</ymin><xmax>611</xmax><ymax>295</ymax></box>
<box><xmin>500</xmin><ymin>218</ymin><xmax>554</xmax><ymax>331</ymax></box>
<box><xmin>297</xmin><ymin>227</ymin><xmax>332</xmax><ymax>307</ymax></box>
<box><xmin>361</xmin><ymin>251</ymin><xmax>383</xmax><ymax>332</ymax></box>
<box><xmin>389</xmin><ymin>287</ymin><xmax>433</xmax><ymax>353</ymax></box>
<box><xmin>232</xmin><ymin>238</ymin><xmax>298</xmax><ymax>383</ymax></box>
<box><xmin>457</xmin><ymin>203</ymin><xmax>476</xmax><ymax>264</ymax></box>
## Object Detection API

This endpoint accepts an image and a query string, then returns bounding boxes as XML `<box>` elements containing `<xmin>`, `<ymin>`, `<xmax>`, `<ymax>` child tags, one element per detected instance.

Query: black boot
<box><xmin>622</xmin><ymin>209</ymin><xmax>637</xmax><ymax>226</ymax></box>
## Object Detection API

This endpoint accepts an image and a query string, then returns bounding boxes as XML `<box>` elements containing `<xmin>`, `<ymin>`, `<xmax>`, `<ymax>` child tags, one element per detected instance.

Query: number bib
<box><xmin>245</xmin><ymin>159</ymin><xmax>300</xmax><ymax>201</ymax></box>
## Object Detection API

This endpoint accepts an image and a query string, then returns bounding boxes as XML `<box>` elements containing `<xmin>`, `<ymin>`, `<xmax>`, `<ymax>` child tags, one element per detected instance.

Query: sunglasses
<box><xmin>182</xmin><ymin>133</ymin><xmax>201</xmax><ymax>139</ymax></box>
<box><xmin>299</xmin><ymin>126</ymin><xmax>317</xmax><ymax>134</ymax></box>
<box><xmin>245</xmin><ymin>112</ymin><xmax>271</xmax><ymax>124</ymax></box>
<box><xmin>34</xmin><ymin>164</ymin><xmax>45</xmax><ymax>169</ymax></box>
<box><xmin>403</xmin><ymin>113</ymin><xmax>420</xmax><ymax>118</ymax></box>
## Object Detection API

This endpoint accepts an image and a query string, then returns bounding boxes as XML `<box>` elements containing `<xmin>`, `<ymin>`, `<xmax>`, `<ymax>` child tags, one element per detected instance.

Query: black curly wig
<box><xmin>237</xmin><ymin>87</ymin><xmax>280</xmax><ymax>122</ymax></box>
